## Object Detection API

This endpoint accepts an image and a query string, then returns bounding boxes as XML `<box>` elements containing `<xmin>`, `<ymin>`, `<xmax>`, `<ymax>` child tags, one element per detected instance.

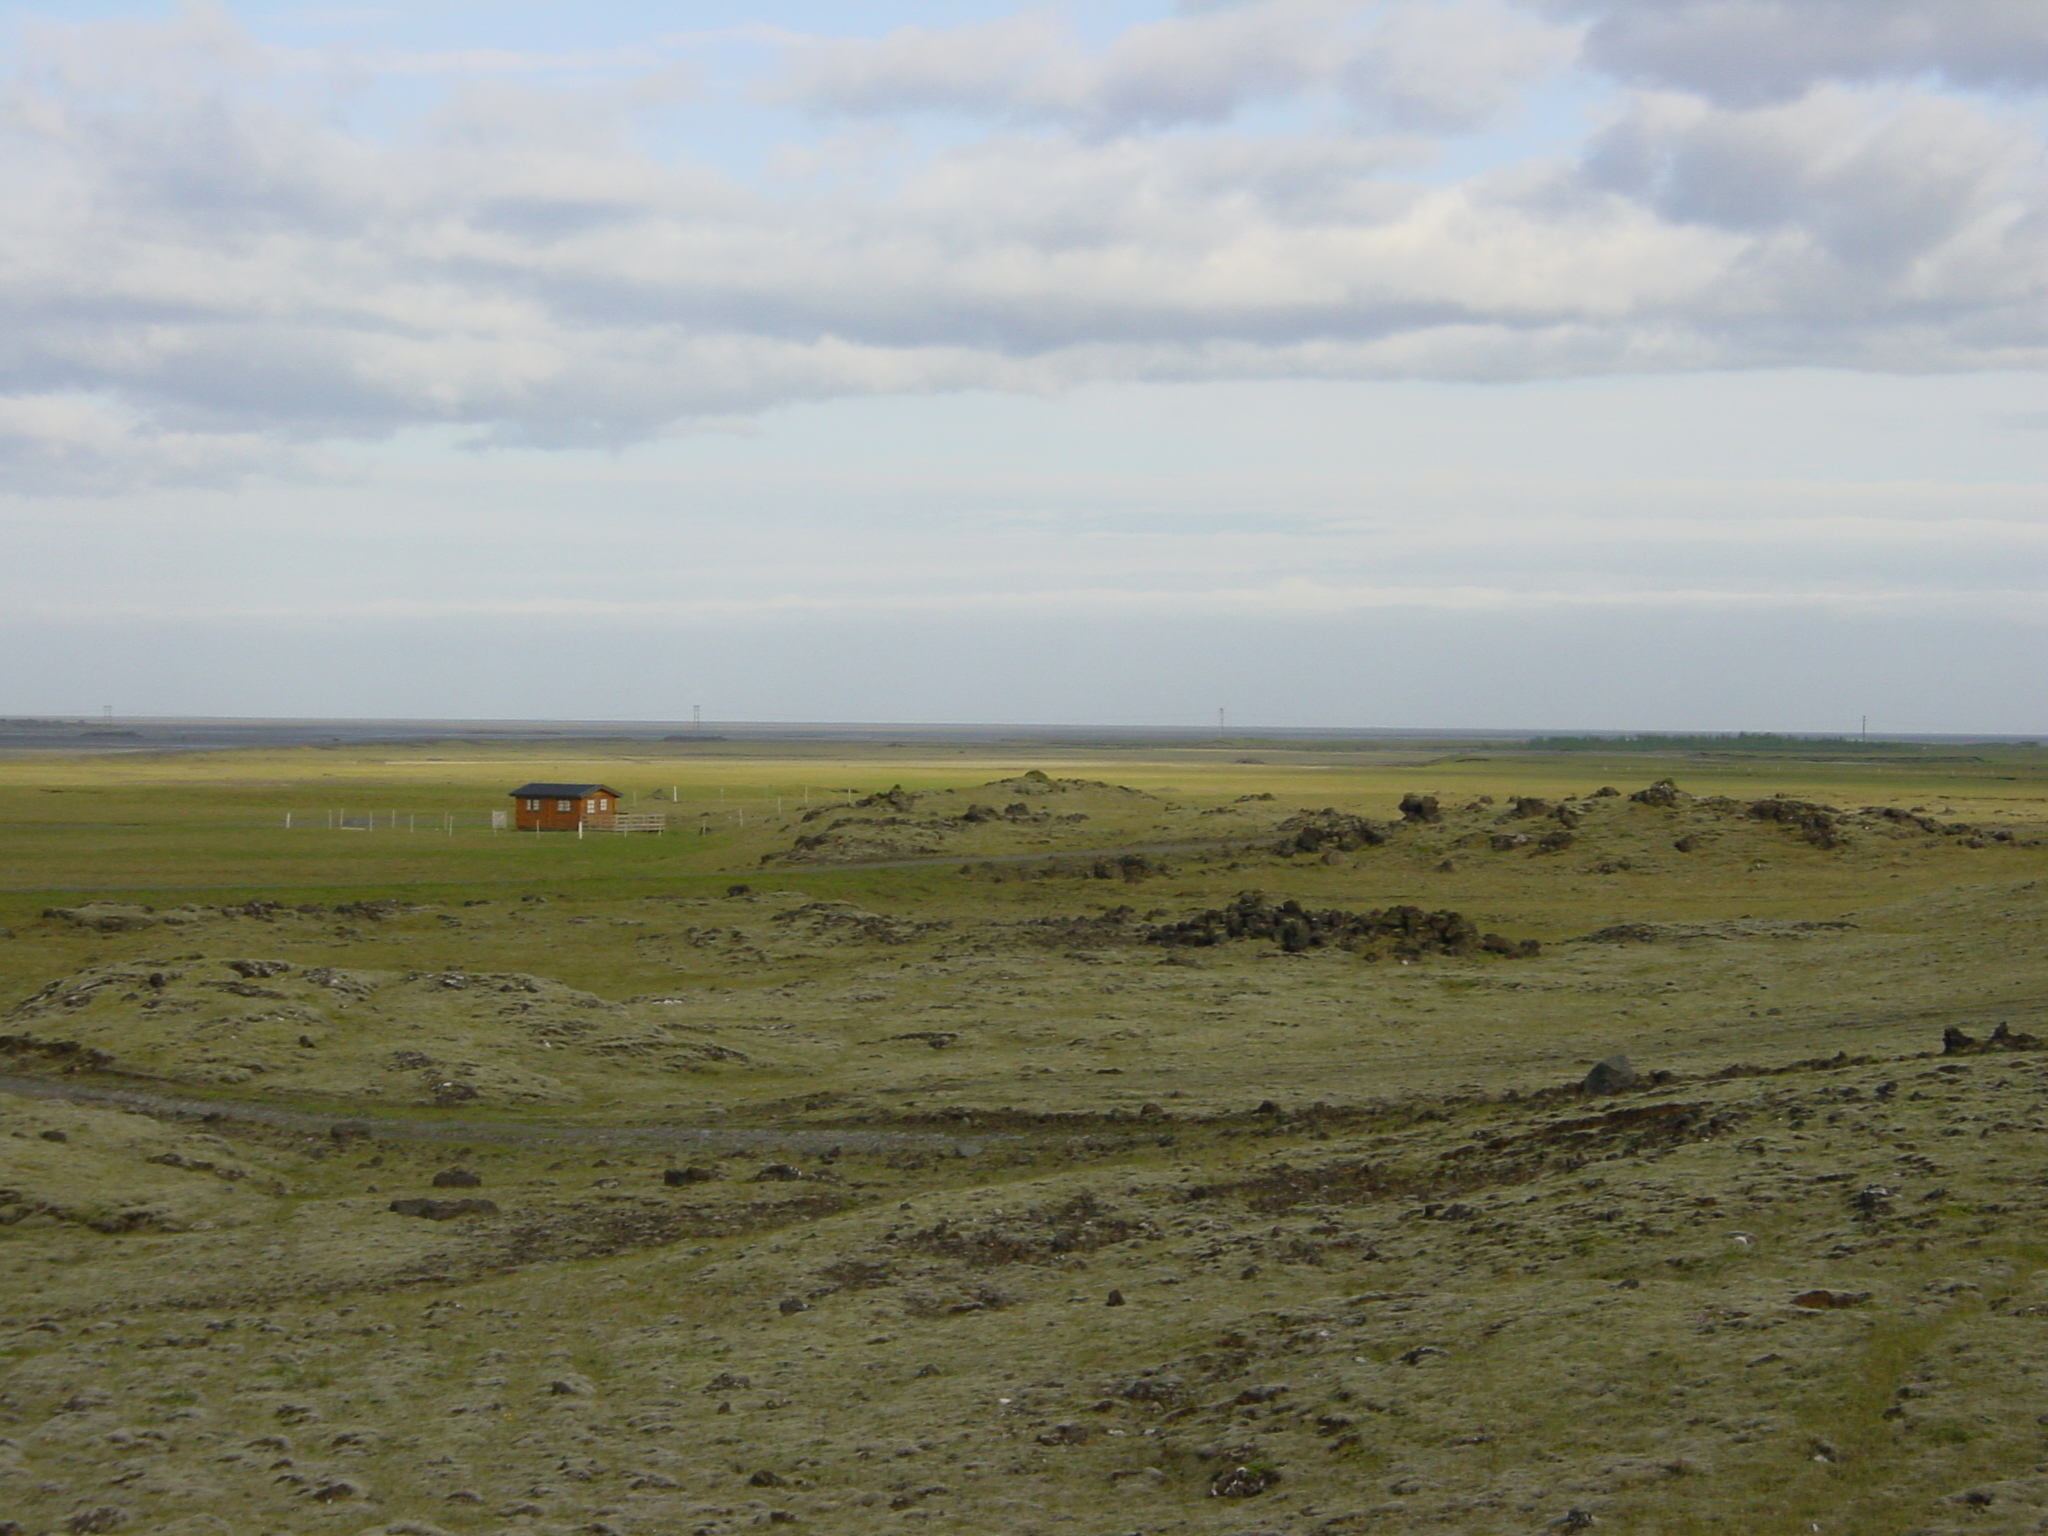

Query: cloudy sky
<box><xmin>3</xmin><ymin>0</ymin><xmax>2046</xmax><ymax>732</ymax></box>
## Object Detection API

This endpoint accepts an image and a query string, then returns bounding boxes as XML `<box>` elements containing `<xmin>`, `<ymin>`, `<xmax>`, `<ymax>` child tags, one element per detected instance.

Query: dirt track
<box><xmin>0</xmin><ymin>1071</ymin><xmax>990</xmax><ymax>1155</ymax></box>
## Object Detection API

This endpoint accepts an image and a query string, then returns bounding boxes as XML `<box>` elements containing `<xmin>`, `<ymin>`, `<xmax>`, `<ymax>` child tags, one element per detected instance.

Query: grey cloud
<box><xmin>1583</xmin><ymin>88</ymin><xmax>2040</xmax><ymax>278</ymax></box>
<box><xmin>1075</xmin><ymin>1</ymin><xmax>1354</xmax><ymax>129</ymax></box>
<box><xmin>1544</xmin><ymin>0</ymin><xmax>2048</xmax><ymax>104</ymax></box>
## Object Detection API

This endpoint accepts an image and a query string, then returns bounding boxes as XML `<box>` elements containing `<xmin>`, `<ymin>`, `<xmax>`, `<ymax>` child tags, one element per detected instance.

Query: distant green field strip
<box><xmin>1525</xmin><ymin>731</ymin><xmax>2024</xmax><ymax>755</ymax></box>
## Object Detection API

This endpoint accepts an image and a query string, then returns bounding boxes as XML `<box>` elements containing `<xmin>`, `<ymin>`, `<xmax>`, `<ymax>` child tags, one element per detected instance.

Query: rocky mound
<box><xmin>955</xmin><ymin>801</ymin><xmax>1058</xmax><ymax>826</ymax></box>
<box><xmin>768</xmin><ymin>901</ymin><xmax>936</xmax><ymax>945</ymax></box>
<box><xmin>1615</xmin><ymin>782</ymin><xmax>2019</xmax><ymax>851</ymax></box>
<box><xmin>774</xmin><ymin>822</ymin><xmax>951</xmax><ymax>864</ymax></box>
<box><xmin>1147</xmin><ymin>891</ymin><xmax>1539</xmax><ymax>959</ymax></box>
<box><xmin>2</xmin><ymin>959</ymin><xmax>756</xmax><ymax>1104</ymax></box>
<box><xmin>0</xmin><ymin>1095</ymin><xmax>285</xmax><ymax>1236</ymax></box>
<box><xmin>980</xmin><ymin>769</ymin><xmax>1153</xmax><ymax>797</ymax></box>
<box><xmin>1271</xmin><ymin>809</ymin><xmax>1390</xmax><ymax>856</ymax></box>
<box><xmin>40</xmin><ymin>897</ymin><xmax>421</xmax><ymax>933</ymax></box>
<box><xmin>766</xmin><ymin>774</ymin><xmax>1159</xmax><ymax>866</ymax></box>
<box><xmin>1254</xmin><ymin>781</ymin><xmax>2030</xmax><ymax>868</ymax></box>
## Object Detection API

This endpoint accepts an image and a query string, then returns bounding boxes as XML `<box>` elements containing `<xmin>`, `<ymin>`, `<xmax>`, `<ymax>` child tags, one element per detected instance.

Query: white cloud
<box><xmin>768</xmin><ymin>2</ymin><xmax>1345</xmax><ymax>133</ymax></box>
<box><xmin>0</xmin><ymin>394</ymin><xmax>311</xmax><ymax>492</ymax></box>
<box><xmin>768</xmin><ymin>8</ymin><xmax>1073</xmax><ymax>120</ymax></box>
<box><xmin>770</xmin><ymin>1</ymin><xmax>1573</xmax><ymax>133</ymax></box>
<box><xmin>0</xmin><ymin>4</ymin><xmax>2039</xmax><ymax>485</ymax></box>
<box><xmin>1341</xmin><ymin>1</ymin><xmax>1579</xmax><ymax>129</ymax></box>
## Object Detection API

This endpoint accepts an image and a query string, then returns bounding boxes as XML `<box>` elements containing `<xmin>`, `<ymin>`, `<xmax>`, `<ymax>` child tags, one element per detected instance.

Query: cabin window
<box><xmin>523</xmin><ymin>799</ymin><xmax>539</xmax><ymax>811</ymax></box>
<box><xmin>585</xmin><ymin>799</ymin><xmax>599</xmax><ymax>813</ymax></box>
<box><xmin>557</xmin><ymin>799</ymin><xmax>573</xmax><ymax>812</ymax></box>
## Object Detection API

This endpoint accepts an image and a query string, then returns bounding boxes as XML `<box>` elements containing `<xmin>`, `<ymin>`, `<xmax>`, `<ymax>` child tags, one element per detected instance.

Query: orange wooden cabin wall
<box><xmin>511</xmin><ymin>793</ymin><xmax>615</xmax><ymax>831</ymax></box>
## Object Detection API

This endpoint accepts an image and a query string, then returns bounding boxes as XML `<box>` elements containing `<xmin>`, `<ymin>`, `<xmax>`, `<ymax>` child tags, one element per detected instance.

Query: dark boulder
<box><xmin>388</xmin><ymin>1197</ymin><xmax>498</xmax><ymax>1220</ymax></box>
<box><xmin>1792</xmin><ymin>1289</ymin><xmax>1871</xmax><ymax>1310</ymax></box>
<box><xmin>1582</xmin><ymin>1056</ymin><xmax>1640</xmax><ymax>1095</ymax></box>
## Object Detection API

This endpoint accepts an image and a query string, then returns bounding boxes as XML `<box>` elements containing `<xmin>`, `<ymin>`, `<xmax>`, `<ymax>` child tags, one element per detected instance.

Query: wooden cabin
<box><xmin>510</xmin><ymin>782</ymin><xmax>622</xmax><ymax>832</ymax></box>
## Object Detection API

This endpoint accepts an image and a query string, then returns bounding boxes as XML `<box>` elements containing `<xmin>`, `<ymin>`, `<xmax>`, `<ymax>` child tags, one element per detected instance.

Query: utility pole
<box><xmin>1218</xmin><ymin>707</ymin><xmax>1226</xmax><ymax>738</ymax></box>
<box><xmin>693</xmin><ymin>705</ymin><xmax>702</xmax><ymax>734</ymax></box>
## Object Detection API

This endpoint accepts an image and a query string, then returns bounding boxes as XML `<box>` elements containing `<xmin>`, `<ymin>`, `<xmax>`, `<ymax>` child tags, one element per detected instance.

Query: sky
<box><xmin>2</xmin><ymin>1</ymin><xmax>2046</xmax><ymax>732</ymax></box>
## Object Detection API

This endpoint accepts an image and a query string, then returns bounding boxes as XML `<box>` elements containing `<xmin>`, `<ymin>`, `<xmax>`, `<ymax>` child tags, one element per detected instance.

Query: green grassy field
<box><xmin>5</xmin><ymin>737</ymin><xmax>2040</xmax><ymax>890</ymax></box>
<box><xmin>4</xmin><ymin>737</ymin><xmax>2048</xmax><ymax>1535</ymax></box>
